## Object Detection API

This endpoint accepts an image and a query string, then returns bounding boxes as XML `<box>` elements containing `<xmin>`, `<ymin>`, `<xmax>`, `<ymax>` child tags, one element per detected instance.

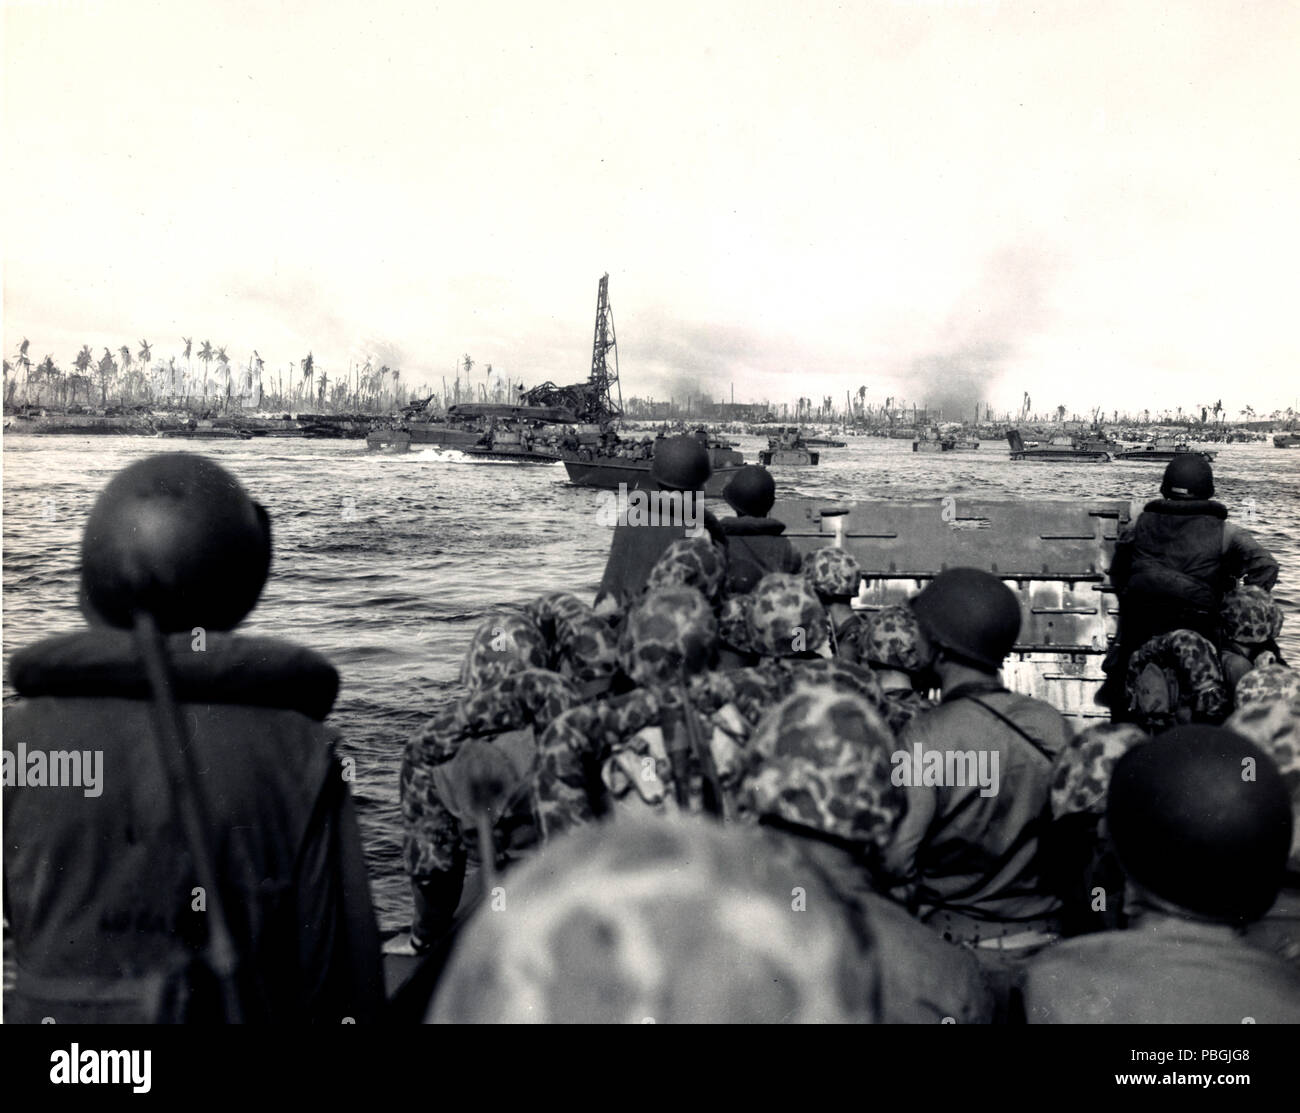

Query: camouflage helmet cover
<box><xmin>717</xmin><ymin>593</ymin><xmax>756</xmax><ymax>654</ymax></box>
<box><xmin>745</xmin><ymin>685</ymin><xmax>902</xmax><ymax>848</ymax></box>
<box><xmin>1220</xmin><ymin>585</ymin><xmax>1284</xmax><ymax>646</ymax></box>
<box><xmin>1234</xmin><ymin>664</ymin><xmax>1300</xmax><ymax>709</ymax></box>
<box><xmin>460</xmin><ymin>610</ymin><xmax>550</xmax><ymax>689</ymax></box>
<box><xmin>747</xmin><ymin>573</ymin><xmax>829</xmax><ymax>658</ymax></box>
<box><xmin>526</xmin><ymin>591</ymin><xmax>593</xmax><ymax>642</ymax></box>
<box><xmin>1049</xmin><ymin>722</ymin><xmax>1148</xmax><ymax>820</ymax></box>
<box><xmin>803</xmin><ymin>547</ymin><xmax>862</xmax><ymax>600</ymax></box>
<box><xmin>645</xmin><ymin>537</ymin><xmax>727</xmax><ymax>603</ymax></box>
<box><xmin>1124</xmin><ymin>628</ymin><xmax>1229</xmax><ymax>730</ymax></box>
<box><xmin>553</xmin><ymin>612</ymin><xmax>620</xmax><ymax>685</ymax></box>
<box><xmin>429</xmin><ymin>814</ymin><xmax>879</xmax><ymax>1023</ymax></box>
<box><xmin>861</xmin><ymin>604</ymin><xmax>928</xmax><ymax>673</ymax></box>
<box><xmin>617</xmin><ymin>586</ymin><xmax>718</xmax><ymax>687</ymax></box>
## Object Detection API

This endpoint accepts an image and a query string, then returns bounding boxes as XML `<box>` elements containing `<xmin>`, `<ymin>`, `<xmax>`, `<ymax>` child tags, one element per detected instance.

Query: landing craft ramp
<box><xmin>772</xmin><ymin>496</ymin><xmax>1136</xmax><ymax>725</ymax></box>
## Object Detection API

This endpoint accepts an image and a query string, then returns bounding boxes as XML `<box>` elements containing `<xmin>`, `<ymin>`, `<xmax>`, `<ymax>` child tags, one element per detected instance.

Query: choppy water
<box><xmin>4</xmin><ymin>433</ymin><xmax>1298</xmax><ymax>932</ymax></box>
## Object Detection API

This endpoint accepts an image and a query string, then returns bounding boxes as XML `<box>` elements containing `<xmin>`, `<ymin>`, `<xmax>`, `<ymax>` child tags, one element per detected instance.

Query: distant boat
<box><xmin>366</xmin><ymin>402</ymin><xmax>574</xmax><ymax>453</ymax></box>
<box><xmin>912</xmin><ymin>426</ymin><xmax>954</xmax><ymax>453</ymax></box>
<box><xmin>1273</xmin><ymin>433</ymin><xmax>1300</xmax><ymax>449</ymax></box>
<box><xmin>1007</xmin><ymin>429</ymin><xmax>1112</xmax><ymax>462</ymax></box>
<box><xmin>157</xmin><ymin>427</ymin><xmax>252</xmax><ymax>440</ymax></box>
<box><xmin>758</xmin><ymin>427</ymin><xmax>820</xmax><ymax>466</ymax></box>
<box><xmin>560</xmin><ymin>439</ymin><xmax>747</xmax><ymax>497</ymax></box>
<box><xmin>1114</xmin><ymin>436</ymin><xmax>1215</xmax><ymax>462</ymax></box>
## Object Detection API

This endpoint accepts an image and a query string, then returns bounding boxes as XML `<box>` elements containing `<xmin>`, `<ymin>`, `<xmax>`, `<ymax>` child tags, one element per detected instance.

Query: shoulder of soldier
<box><xmin>995</xmin><ymin>690</ymin><xmax>1074</xmax><ymax>747</ymax></box>
<box><xmin>1221</xmin><ymin>518</ymin><xmax>1269</xmax><ymax>548</ymax></box>
<box><xmin>898</xmin><ymin>699</ymin><xmax>950</xmax><ymax>746</ymax></box>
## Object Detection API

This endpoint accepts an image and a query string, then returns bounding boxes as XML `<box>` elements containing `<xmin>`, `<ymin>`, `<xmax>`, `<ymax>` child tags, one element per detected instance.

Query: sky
<box><xmin>4</xmin><ymin>0</ymin><xmax>1298</xmax><ymax>417</ymax></box>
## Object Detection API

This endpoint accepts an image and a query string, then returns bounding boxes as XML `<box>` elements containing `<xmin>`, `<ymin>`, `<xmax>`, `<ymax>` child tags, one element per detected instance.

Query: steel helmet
<box><xmin>722</xmin><ymin>466</ymin><xmax>776</xmax><ymax>518</ymax></box>
<box><xmin>651</xmin><ymin>435</ymin><xmax>712</xmax><ymax>492</ymax></box>
<box><xmin>1107</xmin><ymin>725</ymin><xmax>1292</xmax><ymax>923</ymax></box>
<box><xmin>1160</xmin><ymin>454</ymin><xmax>1215</xmax><ymax>500</ymax></box>
<box><xmin>909</xmin><ymin>568</ymin><xmax>1021</xmax><ymax>670</ymax></box>
<box><xmin>80</xmin><ymin>453</ymin><xmax>271</xmax><ymax>633</ymax></box>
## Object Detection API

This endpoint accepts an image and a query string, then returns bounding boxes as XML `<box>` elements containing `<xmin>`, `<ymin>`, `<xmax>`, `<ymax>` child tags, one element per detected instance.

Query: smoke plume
<box><xmin>900</xmin><ymin>243</ymin><xmax>1058</xmax><ymax>420</ymax></box>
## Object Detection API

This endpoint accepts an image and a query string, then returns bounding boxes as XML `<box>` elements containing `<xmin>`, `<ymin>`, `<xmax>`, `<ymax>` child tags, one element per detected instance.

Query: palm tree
<box><xmin>74</xmin><ymin>345</ymin><xmax>93</xmax><ymax>380</ymax></box>
<box><xmin>214</xmin><ymin>346</ymin><xmax>231</xmax><ymax>408</ymax></box>
<box><xmin>36</xmin><ymin>355</ymin><xmax>59</xmax><ymax>404</ymax></box>
<box><xmin>197</xmin><ymin>340</ymin><xmax>214</xmax><ymax>402</ymax></box>
<box><xmin>857</xmin><ymin>385</ymin><xmax>866</xmax><ymax>416</ymax></box>
<box><xmin>181</xmin><ymin>337</ymin><xmax>193</xmax><ymax>398</ymax></box>
<box><xmin>70</xmin><ymin>373</ymin><xmax>93</xmax><ymax>406</ymax></box>
<box><xmin>14</xmin><ymin>339</ymin><xmax>32</xmax><ymax>397</ymax></box>
<box><xmin>301</xmin><ymin>352</ymin><xmax>314</xmax><ymax>404</ymax></box>
<box><xmin>97</xmin><ymin>348</ymin><xmax>118</xmax><ymax>405</ymax></box>
<box><xmin>137</xmin><ymin>340</ymin><xmax>152</xmax><ymax>397</ymax></box>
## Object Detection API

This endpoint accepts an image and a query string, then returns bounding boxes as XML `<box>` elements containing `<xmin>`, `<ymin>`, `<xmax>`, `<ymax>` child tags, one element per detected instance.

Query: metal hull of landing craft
<box><xmin>758</xmin><ymin>448</ymin><xmax>819</xmax><ymax>466</ymax></box>
<box><xmin>773</xmin><ymin>494</ymin><xmax>1136</xmax><ymax>728</ymax></box>
<box><xmin>1114</xmin><ymin>445</ymin><xmax>1216</xmax><ymax>462</ymax></box>
<box><xmin>458</xmin><ymin>445</ymin><xmax>562</xmax><ymax>464</ymax></box>
<box><xmin>366</xmin><ymin>425</ymin><xmax>482</xmax><ymax>452</ymax></box>
<box><xmin>1007</xmin><ymin>430</ymin><xmax>1111</xmax><ymax>462</ymax></box>
<box><xmin>1010</xmin><ymin>447</ymin><xmax>1112</xmax><ymax>462</ymax></box>
<box><xmin>561</xmin><ymin>457</ymin><xmax>745</xmax><ymax>498</ymax></box>
<box><xmin>157</xmin><ymin>428</ymin><xmax>253</xmax><ymax>440</ymax></box>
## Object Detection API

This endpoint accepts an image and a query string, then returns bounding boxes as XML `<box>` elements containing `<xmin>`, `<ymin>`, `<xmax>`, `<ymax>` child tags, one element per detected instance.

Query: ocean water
<box><xmin>4</xmin><ymin>433</ymin><xmax>1297</xmax><ymax>932</ymax></box>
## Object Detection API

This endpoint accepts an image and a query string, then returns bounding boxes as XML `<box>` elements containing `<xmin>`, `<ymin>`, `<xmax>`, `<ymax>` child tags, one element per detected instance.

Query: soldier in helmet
<box><xmin>882</xmin><ymin>568</ymin><xmax>1072</xmax><ymax>998</ymax></box>
<box><xmin>427</xmin><ymin>815</ymin><xmax>882</xmax><ymax>1023</ymax></box>
<box><xmin>400</xmin><ymin>607</ymin><xmax>596</xmax><ymax>948</ymax></box>
<box><xmin>687</xmin><ymin>573</ymin><xmax>892</xmax><ymax>748</ymax></box>
<box><xmin>717</xmin><ymin>465</ymin><xmax>802</xmax><ymax>591</ymax></box>
<box><xmin>1102</xmin><ymin>454</ymin><xmax>1279</xmax><ymax>718</ymax></box>
<box><xmin>1227</xmin><ymin>694</ymin><xmax>1300</xmax><ymax>969</ymax></box>
<box><xmin>1025</xmin><ymin>726</ymin><xmax>1300</xmax><ymax>1022</ymax></box>
<box><xmin>858</xmin><ymin>604</ymin><xmax>939</xmax><ymax>734</ymax></box>
<box><xmin>642</xmin><ymin>535</ymin><xmax>727</xmax><ymax>606</ymax></box>
<box><xmin>742</xmin><ymin>684</ymin><xmax>994</xmax><ymax>1023</ymax></box>
<box><xmin>596</xmin><ymin>434</ymin><xmax>725</xmax><ymax>605</ymax></box>
<box><xmin>803</xmin><ymin>547</ymin><xmax>866</xmax><ymax>661</ymax></box>
<box><xmin>1219</xmin><ymin>584</ymin><xmax>1288</xmax><ymax>695</ymax></box>
<box><xmin>1122</xmin><ymin>627</ymin><xmax>1230</xmax><ymax>732</ymax></box>
<box><xmin>3</xmin><ymin>454</ymin><xmax>383</xmax><ymax>1023</ymax></box>
<box><xmin>1039</xmin><ymin>722</ymin><xmax>1147</xmax><ymax>936</ymax></box>
<box><xmin>532</xmin><ymin>586</ymin><xmax>744</xmax><ymax>839</ymax></box>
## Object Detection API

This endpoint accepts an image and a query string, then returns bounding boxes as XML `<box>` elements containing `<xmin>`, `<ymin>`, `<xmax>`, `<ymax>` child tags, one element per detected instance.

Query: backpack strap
<box><xmin>958</xmin><ymin>694</ymin><xmax>1056</xmax><ymax>765</ymax></box>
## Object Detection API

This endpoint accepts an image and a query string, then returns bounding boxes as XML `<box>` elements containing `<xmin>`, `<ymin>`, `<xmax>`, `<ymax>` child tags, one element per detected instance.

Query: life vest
<box><xmin>1127</xmin><ymin>499</ymin><xmax>1228</xmax><ymax>614</ymax></box>
<box><xmin>3</xmin><ymin>630</ymin><xmax>358</xmax><ymax>1024</ymax></box>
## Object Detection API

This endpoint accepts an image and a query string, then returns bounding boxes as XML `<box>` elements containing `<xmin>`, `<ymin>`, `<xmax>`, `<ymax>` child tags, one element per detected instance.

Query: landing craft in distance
<box><xmin>1006</xmin><ymin>429</ymin><xmax>1113</xmax><ymax>462</ymax></box>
